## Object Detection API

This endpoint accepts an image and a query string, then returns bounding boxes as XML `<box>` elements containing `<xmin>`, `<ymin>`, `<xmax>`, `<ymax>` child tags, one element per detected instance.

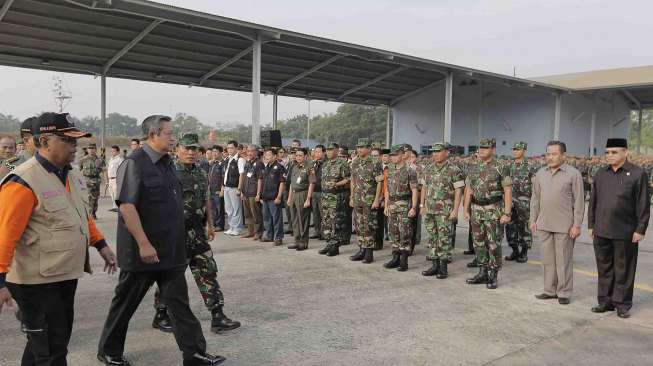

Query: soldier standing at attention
<box><xmin>464</xmin><ymin>138</ymin><xmax>512</xmax><ymax>289</ymax></box>
<box><xmin>505</xmin><ymin>142</ymin><xmax>537</xmax><ymax>263</ymax></box>
<box><xmin>310</xmin><ymin>145</ymin><xmax>325</xmax><ymax>240</ymax></box>
<box><xmin>383</xmin><ymin>145</ymin><xmax>419</xmax><ymax>272</ymax></box>
<box><xmin>348</xmin><ymin>138</ymin><xmax>383</xmax><ymax>263</ymax></box>
<box><xmin>420</xmin><ymin>142</ymin><xmax>464</xmax><ymax>278</ymax></box>
<box><xmin>287</xmin><ymin>148</ymin><xmax>315</xmax><ymax>250</ymax></box>
<box><xmin>318</xmin><ymin>143</ymin><xmax>350</xmax><ymax>257</ymax></box>
<box><xmin>339</xmin><ymin>146</ymin><xmax>353</xmax><ymax>245</ymax></box>
<box><xmin>78</xmin><ymin>143</ymin><xmax>105</xmax><ymax>219</ymax></box>
<box><xmin>151</xmin><ymin>133</ymin><xmax>240</xmax><ymax>334</ymax></box>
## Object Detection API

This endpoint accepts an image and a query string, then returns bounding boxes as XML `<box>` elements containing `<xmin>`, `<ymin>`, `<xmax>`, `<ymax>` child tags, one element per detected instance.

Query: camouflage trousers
<box><xmin>505</xmin><ymin>198</ymin><xmax>532</xmax><ymax>250</ymax></box>
<box><xmin>321</xmin><ymin>191</ymin><xmax>349</xmax><ymax>243</ymax></box>
<box><xmin>85</xmin><ymin>177</ymin><xmax>101</xmax><ymax>215</ymax></box>
<box><xmin>470</xmin><ymin>203</ymin><xmax>504</xmax><ymax>271</ymax></box>
<box><xmin>342</xmin><ymin>191</ymin><xmax>352</xmax><ymax>245</ymax></box>
<box><xmin>354</xmin><ymin>204</ymin><xmax>378</xmax><ymax>249</ymax></box>
<box><xmin>424</xmin><ymin>213</ymin><xmax>454</xmax><ymax>260</ymax></box>
<box><xmin>388</xmin><ymin>201</ymin><xmax>413</xmax><ymax>251</ymax></box>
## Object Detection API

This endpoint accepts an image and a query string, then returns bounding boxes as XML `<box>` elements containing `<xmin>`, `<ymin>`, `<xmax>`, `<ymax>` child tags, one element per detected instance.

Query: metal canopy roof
<box><xmin>0</xmin><ymin>0</ymin><xmax>568</xmax><ymax>107</ymax></box>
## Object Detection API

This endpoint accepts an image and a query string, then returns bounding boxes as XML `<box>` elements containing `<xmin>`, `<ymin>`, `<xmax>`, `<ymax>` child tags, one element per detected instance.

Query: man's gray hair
<box><xmin>141</xmin><ymin>115</ymin><xmax>171</xmax><ymax>139</ymax></box>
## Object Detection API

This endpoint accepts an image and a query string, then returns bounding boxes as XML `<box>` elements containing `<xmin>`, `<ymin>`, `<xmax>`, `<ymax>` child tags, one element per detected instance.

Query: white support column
<box><xmin>477</xmin><ymin>80</ymin><xmax>484</xmax><ymax>142</ymax></box>
<box><xmin>100</xmin><ymin>74</ymin><xmax>106</xmax><ymax>149</ymax></box>
<box><xmin>251</xmin><ymin>35</ymin><xmax>262</xmax><ymax>145</ymax></box>
<box><xmin>443</xmin><ymin>71</ymin><xmax>453</xmax><ymax>143</ymax></box>
<box><xmin>590</xmin><ymin>94</ymin><xmax>597</xmax><ymax>157</ymax></box>
<box><xmin>306</xmin><ymin>99</ymin><xmax>311</xmax><ymax>142</ymax></box>
<box><xmin>553</xmin><ymin>93</ymin><xmax>562</xmax><ymax>140</ymax></box>
<box><xmin>637</xmin><ymin>108</ymin><xmax>643</xmax><ymax>154</ymax></box>
<box><xmin>272</xmin><ymin>93</ymin><xmax>278</xmax><ymax>130</ymax></box>
<box><xmin>386</xmin><ymin>105</ymin><xmax>391</xmax><ymax>148</ymax></box>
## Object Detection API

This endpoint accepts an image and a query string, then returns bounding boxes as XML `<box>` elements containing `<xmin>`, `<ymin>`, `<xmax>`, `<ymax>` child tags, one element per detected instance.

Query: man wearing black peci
<box><xmin>588</xmin><ymin>138</ymin><xmax>650</xmax><ymax>319</ymax></box>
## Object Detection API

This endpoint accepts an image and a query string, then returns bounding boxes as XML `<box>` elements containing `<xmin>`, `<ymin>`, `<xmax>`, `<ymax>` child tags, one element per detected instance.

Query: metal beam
<box><xmin>338</xmin><ymin>66</ymin><xmax>408</xmax><ymax>100</ymax></box>
<box><xmin>622</xmin><ymin>89</ymin><xmax>641</xmax><ymax>109</ymax></box>
<box><xmin>443</xmin><ymin>71</ymin><xmax>453</xmax><ymax>143</ymax></box>
<box><xmin>272</xmin><ymin>93</ymin><xmax>278</xmax><ymax>130</ymax></box>
<box><xmin>103</xmin><ymin>19</ymin><xmax>163</xmax><ymax>74</ymax></box>
<box><xmin>390</xmin><ymin>78</ymin><xmax>445</xmax><ymax>106</ymax></box>
<box><xmin>198</xmin><ymin>46</ymin><xmax>252</xmax><ymax>86</ymax></box>
<box><xmin>553</xmin><ymin>93</ymin><xmax>562</xmax><ymax>140</ymax></box>
<box><xmin>590</xmin><ymin>94</ymin><xmax>596</xmax><ymax>157</ymax></box>
<box><xmin>100</xmin><ymin>74</ymin><xmax>106</xmax><ymax>149</ymax></box>
<box><xmin>0</xmin><ymin>0</ymin><xmax>14</xmax><ymax>22</ymax></box>
<box><xmin>251</xmin><ymin>36</ymin><xmax>261</xmax><ymax>145</ymax></box>
<box><xmin>276</xmin><ymin>54</ymin><xmax>344</xmax><ymax>92</ymax></box>
<box><xmin>385</xmin><ymin>106</ymin><xmax>391</xmax><ymax>148</ymax></box>
<box><xmin>637</xmin><ymin>108</ymin><xmax>643</xmax><ymax>154</ymax></box>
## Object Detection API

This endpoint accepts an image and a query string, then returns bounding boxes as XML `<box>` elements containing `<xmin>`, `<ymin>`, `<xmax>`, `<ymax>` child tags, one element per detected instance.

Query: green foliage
<box><xmin>0</xmin><ymin>113</ymin><xmax>21</xmax><ymax>133</ymax></box>
<box><xmin>628</xmin><ymin>109</ymin><xmax>653</xmax><ymax>154</ymax></box>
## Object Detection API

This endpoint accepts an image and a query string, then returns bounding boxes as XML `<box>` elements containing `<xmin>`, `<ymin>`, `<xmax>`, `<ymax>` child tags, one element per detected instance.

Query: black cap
<box><xmin>21</xmin><ymin>117</ymin><xmax>37</xmax><ymax>135</ymax></box>
<box><xmin>606</xmin><ymin>138</ymin><xmax>627</xmax><ymax>148</ymax></box>
<box><xmin>33</xmin><ymin>112</ymin><xmax>91</xmax><ymax>138</ymax></box>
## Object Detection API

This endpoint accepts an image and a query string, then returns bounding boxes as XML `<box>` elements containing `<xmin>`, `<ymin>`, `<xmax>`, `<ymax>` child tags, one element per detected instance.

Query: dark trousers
<box><xmin>593</xmin><ymin>236</ymin><xmax>639</xmax><ymax>310</ymax></box>
<box><xmin>7</xmin><ymin>280</ymin><xmax>78</xmax><ymax>366</ymax></box>
<box><xmin>311</xmin><ymin>192</ymin><xmax>323</xmax><ymax>238</ymax></box>
<box><xmin>98</xmin><ymin>269</ymin><xmax>206</xmax><ymax>360</ymax></box>
<box><xmin>374</xmin><ymin>208</ymin><xmax>385</xmax><ymax>250</ymax></box>
<box><xmin>262</xmin><ymin>199</ymin><xmax>284</xmax><ymax>240</ymax></box>
<box><xmin>243</xmin><ymin>196</ymin><xmax>263</xmax><ymax>236</ymax></box>
<box><xmin>211</xmin><ymin>195</ymin><xmax>225</xmax><ymax>229</ymax></box>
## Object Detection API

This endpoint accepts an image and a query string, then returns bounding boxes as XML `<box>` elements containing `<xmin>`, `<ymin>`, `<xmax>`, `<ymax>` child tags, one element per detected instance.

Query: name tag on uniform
<box><xmin>247</xmin><ymin>172</ymin><xmax>253</xmax><ymax>178</ymax></box>
<box><xmin>297</xmin><ymin>177</ymin><xmax>302</xmax><ymax>184</ymax></box>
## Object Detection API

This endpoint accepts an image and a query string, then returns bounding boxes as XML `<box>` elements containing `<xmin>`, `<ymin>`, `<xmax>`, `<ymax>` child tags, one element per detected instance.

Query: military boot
<box><xmin>349</xmin><ymin>247</ymin><xmax>365</xmax><ymax>261</ymax></box>
<box><xmin>421</xmin><ymin>259</ymin><xmax>439</xmax><ymax>277</ymax></box>
<box><xmin>505</xmin><ymin>246</ymin><xmax>519</xmax><ymax>261</ymax></box>
<box><xmin>152</xmin><ymin>308</ymin><xmax>172</xmax><ymax>333</ymax></box>
<box><xmin>397</xmin><ymin>251</ymin><xmax>408</xmax><ymax>272</ymax></box>
<box><xmin>362</xmin><ymin>248</ymin><xmax>374</xmax><ymax>264</ymax></box>
<box><xmin>516</xmin><ymin>247</ymin><xmax>528</xmax><ymax>263</ymax></box>
<box><xmin>326</xmin><ymin>244</ymin><xmax>339</xmax><ymax>256</ymax></box>
<box><xmin>466</xmin><ymin>266</ymin><xmax>488</xmax><ymax>284</ymax></box>
<box><xmin>466</xmin><ymin>258</ymin><xmax>479</xmax><ymax>268</ymax></box>
<box><xmin>211</xmin><ymin>306</ymin><xmax>241</xmax><ymax>333</ymax></box>
<box><xmin>384</xmin><ymin>250</ymin><xmax>400</xmax><ymax>269</ymax></box>
<box><xmin>318</xmin><ymin>242</ymin><xmax>333</xmax><ymax>255</ymax></box>
<box><xmin>486</xmin><ymin>269</ymin><xmax>498</xmax><ymax>289</ymax></box>
<box><xmin>436</xmin><ymin>259</ymin><xmax>448</xmax><ymax>279</ymax></box>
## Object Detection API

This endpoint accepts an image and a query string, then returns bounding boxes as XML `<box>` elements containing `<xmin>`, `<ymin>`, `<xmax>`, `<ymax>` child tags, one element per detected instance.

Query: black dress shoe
<box><xmin>617</xmin><ymin>308</ymin><xmax>631</xmax><ymax>318</ymax></box>
<box><xmin>591</xmin><ymin>303</ymin><xmax>616</xmax><ymax>313</ymax></box>
<box><xmin>558</xmin><ymin>297</ymin><xmax>570</xmax><ymax>305</ymax></box>
<box><xmin>97</xmin><ymin>354</ymin><xmax>131</xmax><ymax>366</ymax></box>
<box><xmin>287</xmin><ymin>244</ymin><xmax>299</xmax><ymax>250</ymax></box>
<box><xmin>534</xmin><ymin>293</ymin><xmax>558</xmax><ymax>300</ymax></box>
<box><xmin>183</xmin><ymin>353</ymin><xmax>226</xmax><ymax>366</ymax></box>
<box><xmin>309</xmin><ymin>234</ymin><xmax>320</xmax><ymax>239</ymax></box>
<box><xmin>152</xmin><ymin>308</ymin><xmax>173</xmax><ymax>333</ymax></box>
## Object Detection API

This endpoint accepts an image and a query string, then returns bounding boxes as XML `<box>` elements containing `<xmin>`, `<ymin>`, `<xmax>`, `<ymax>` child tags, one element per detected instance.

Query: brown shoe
<box><xmin>274</xmin><ymin>240</ymin><xmax>283</xmax><ymax>246</ymax></box>
<box><xmin>261</xmin><ymin>237</ymin><xmax>273</xmax><ymax>243</ymax></box>
<box><xmin>240</xmin><ymin>233</ymin><xmax>254</xmax><ymax>239</ymax></box>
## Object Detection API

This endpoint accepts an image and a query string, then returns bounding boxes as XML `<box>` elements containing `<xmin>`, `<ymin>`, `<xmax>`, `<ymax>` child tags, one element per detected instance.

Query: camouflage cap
<box><xmin>479</xmin><ymin>138</ymin><xmax>496</xmax><ymax>148</ymax></box>
<box><xmin>402</xmin><ymin>143</ymin><xmax>413</xmax><ymax>151</ymax></box>
<box><xmin>430</xmin><ymin>142</ymin><xmax>448</xmax><ymax>152</ymax></box>
<box><xmin>512</xmin><ymin>141</ymin><xmax>527</xmax><ymax>150</ymax></box>
<box><xmin>179</xmin><ymin>133</ymin><xmax>200</xmax><ymax>147</ymax></box>
<box><xmin>339</xmin><ymin>146</ymin><xmax>349</xmax><ymax>156</ymax></box>
<box><xmin>326</xmin><ymin>142</ymin><xmax>339</xmax><ymax>150</ymax></box>
<box><xmin>356</xmin><ymin>138</ymin><xmax>370</xmax><ymax>147</ymax></box>
<box><xmin>390</xmin><ymin>144</ymin><xmax>404</xmax><ymax>154</ymax></box>
<box><xmin>87</xmin><ymin>143</ymin><xmax>97</xmax><ymax>149</ymax></box>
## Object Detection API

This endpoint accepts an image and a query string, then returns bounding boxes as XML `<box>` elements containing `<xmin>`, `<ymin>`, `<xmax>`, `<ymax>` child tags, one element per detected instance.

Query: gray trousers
<box><xmin>539</xmin><ymin>231</ymin><xmax>574</xmax><ymax>298</ymax></box>
<box><xmin>224</xmin><ymin>187</ymin><xmax>244</xmax><ymax>233</ymax></box>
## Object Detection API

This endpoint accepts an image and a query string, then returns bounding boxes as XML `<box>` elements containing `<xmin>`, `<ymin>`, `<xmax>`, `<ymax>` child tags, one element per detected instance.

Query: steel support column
<box><xmin>443</xmin><ymin>71</ymin><xmax>453</xmax><ymax>143</ymax></box>
<box><xmin>272</xmin><ymin>93</ymin><xmax>278</xmax><ymax>130</ymax></box>
<box><xmin>553</xmin><ymin>93</ymin><xmax>562</xmax><ymax>140</ymax></box>
<box><xmin>590</xmin><ymin>94</ymin><xmax>597</xmax><ymax>157</ymax></box>
<box><xmin>251</xmin><ymin>35</ymin><xmax>261</xmax><ymax>145</ymax></box>
<box><xmin>306</xmin><ymin>99</ymin><xmax>311</xmax><ymax>142</ymax></box>
<box><xmin>386</xmin><ymin>105</ymin><xmax>391</xmax><ymax>148</ymax></box>
<box><xmin>637</xmin><ymin>108</ymin><xmax>643</xmax><ymax>154</ymax></box>
<box><xmin>100</xmin><ymin>74</ymin><xmax>106</xmax><ymax>149</ymax></box>
<box><xmin>478</xmin><ymin>80</ymin><xmax>484</xmax><ymax>142</ymax></box>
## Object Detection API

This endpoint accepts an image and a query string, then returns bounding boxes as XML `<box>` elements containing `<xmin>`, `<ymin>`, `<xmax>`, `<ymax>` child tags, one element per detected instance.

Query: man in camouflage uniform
<box><xmin>383</xmin><ymin>145</ymin><xmax>419</xmax><ymax>272</ymax></box>
<box><xmin>348</xmin><ymin>138</ymin><xmax>383</xmax><ymax>263</ymax></box>
<box><xmin>318</xmin><ymin>143</ymin><xmax>351</xmax><ymax>257</ymax></box>
<box><xmin>78</xmin><ymin>143</ymin><xmax>105</xmax><ymax>219</ymax></box>
<box><xmin>505</xmin><ymin>142</ymin><xmax>538</xmax><ymax>263</ymax></box>
<box><xmin>464</xmin><ymin>138</ymin><xmax>512</xmax><ymax>289</ymax></box>
<box><xmin>339</xmin><ymin>146</ymin><xmax>353</xmax><ymax>245</ymax></box>
<box><xmin>152</xmin><ymin>133</ymin><xmax>240</xmax><ymax>334</ymax></box>
<box><xmin>419</xmin><ymin>142</ymin><xmax>465</xmax><ymax>279</ymax></box>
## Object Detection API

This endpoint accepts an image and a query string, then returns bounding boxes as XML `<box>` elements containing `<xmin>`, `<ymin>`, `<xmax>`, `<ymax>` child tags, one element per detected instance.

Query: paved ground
<box><xmin>2</xmin><ymin>197</ymin><xmax>653</xmax><ymax>366</ymax></box>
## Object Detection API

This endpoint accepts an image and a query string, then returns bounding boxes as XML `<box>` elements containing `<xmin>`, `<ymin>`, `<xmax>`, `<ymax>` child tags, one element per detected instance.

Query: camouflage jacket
<box><xmin>420</xmin><ymin>159</ymin><xmax>465</xmax><ymax>215</ymax></box>
<box><xmin>79</xmin><ymin>155</ymin><xmax>105</xmax><ymax>178</ymax></box>
<box><xmin>321</xmin><ymin>157</ymin><xmax>350</xmax><ymax>193</ymax></box>
<box><xmin>350</xmin><ymin>155</ymin><xmax>382</xmax><ymax>207</ymax></box>
<box><xmin>174</xmin><ymin>159</ymin><xmax>208</xmax><ymax>229</ymax></box>
<box><xmin>466</xmin><ymin>157</ymin><xmax>511</xmax><ymax>205</ymax></box>
<box><xmin>386</xmin><ymin>163</ymin><xmax>418</xmax><ymax>210</ymax></box>
<box><xmin>508</xmin><ymin>158</ymin><xmax>537</xmax><ymax>199</ymax></box>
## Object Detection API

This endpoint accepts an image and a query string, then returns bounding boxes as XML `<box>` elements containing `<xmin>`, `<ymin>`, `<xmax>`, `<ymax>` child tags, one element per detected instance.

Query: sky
<box><xmin>0</xmin><ymin>0</ymin><xmax>651</xmax><ymax>125</ymax></box>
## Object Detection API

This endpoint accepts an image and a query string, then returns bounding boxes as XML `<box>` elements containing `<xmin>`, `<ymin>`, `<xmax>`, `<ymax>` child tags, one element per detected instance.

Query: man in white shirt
<box><xmin>106</xmin><ymin>145</ymin><xmax>125</xmax><ymax>212</ymax></box>
<box><xmin>221</xmin><ymin>140</ymin><xmax>246</xmax><ymax>235</ymax></box>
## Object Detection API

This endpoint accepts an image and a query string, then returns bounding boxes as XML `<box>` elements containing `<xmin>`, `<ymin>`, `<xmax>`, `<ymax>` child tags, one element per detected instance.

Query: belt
<box><xmin>293</xmin><ymin>188</ymin><xmax>308</xmax><ymax>192</ymax></box>
<box><xmin>471</xmin><ymin>196</ymin><xmax>502</xmax><ymax>206</ymax></box>
<box><xmin>322</xmin><ymin>188</ymin><xmax>346</xmax><ymax>194</ymax></box>
<box><xmin>84</xmin><ymin>175</ymin><xmax>100</xmax><ymax>178</ymax></box>
<box><xmin>109</xmin><ymin>177</ymin><xmax>116</xmax><ymax>180</ymax></box>
<box><xmin>389</xmin><ymin>194</ymin><xmax>411</xmax><ymax>201</ymax></box>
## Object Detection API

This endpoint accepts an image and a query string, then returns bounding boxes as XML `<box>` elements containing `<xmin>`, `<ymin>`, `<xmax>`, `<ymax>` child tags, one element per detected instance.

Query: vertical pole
<box><xmin>386</xmin><ymin>105</ymin><xmax>391</xmax><ymax>148</ymax></box>
<box><xmin>306</xmin><ymin>99</ymin><xmax>311</xmax><ymax>143</ymax></box>
<box><xmin>272</xmin><ymin>93</ymin><xmax>278</xmax><ymax>130</ymax></box>
<box><xmin>553</xmin><ymin>93</ymin><xmax>561</xmax><ymax>140</ymax></box>
<box><xmin>251</xmin><ymin>35</ymin><xmax>262</xmax><ymax>145</ymax></box>
<box><xmin>590</xmin><ymin>94</ymin><xmax>597</xmax><ymax>157</ymax></box>
<box><xmin>637</xmin><ymin>108</ymin><xmax>643</xmax><ymax>155</ymax></box>
<box><xmin>478</xmin><ymin>80</ymin><xmax>484</xmax><ymax>142</ymax></box>
<box><xmin>444</xmin><ymin>71</ymin><xmax>453</xmax><ymax>143</ymax></box>
<box><xmin>100</xmin><ymin>74</ymin><xmax>106</xmax><ymax>149</ymax></box>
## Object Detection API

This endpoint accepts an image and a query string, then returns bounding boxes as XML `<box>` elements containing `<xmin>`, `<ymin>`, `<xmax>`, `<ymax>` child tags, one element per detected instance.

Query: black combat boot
<box><xmin>326</xmin><ymin>244</ymin><xmax>339</xmax><ymax>256</ymax></box>
<box><xmin>505</xmin><ymin>246</ymin><xmax>519</xmax><ymax>261</ymax></box>
<box><xmin>318</xmin><ymin>242</ymin><xmax>333</xmax><ymax>255</ymax></box>
<box><xmin>436</xmin><ymin>259</ymin><xmax>448</xmax><ymax>279</ymax></box>
<box><xmin>397</xmin><ymin>251</ymin><xmax>408</xmax><ymax>272</ymax></box>
<box><xmin>349</xmin><ymin>247</ymin><xmax>365</xmax><ymax>261</ymax></box>
<box><xmin>516</xmin><ymin>247</ymin><xmax>528</xmax><ymax>263</ymax></box>
<box><xmin>466</xmin><ymin>258</ymin><xmax>479</xmax><ymax>268</ymax></box>
<box><xmin>421</xmin><ymin>259</ymin><xmax>439</xmax><ymax>276</ymax></box>
<box><xmin>211</xmin><ymin>306</ymin><xmax>241</xmax><ymax>333</ymax></box>
<box><xmin>466</xmin><ymin>266</ymin><xmax>488</xmax><ymax>284</ymax></box>
<box><xmin>183</xmin><ymin>353</ymin><xmax>226</xmax><ymax>366</ymax></box>
<box><xmin>362</xmin><ymin>248</ymin><xmax>374</xmax><ymax>264</ymax></box>
<box><xmin>384</xmin><ymin>250</ymin><xmax>400</xmax><ymax>269</ymax></box>
<box><xmin>152</xmin><ymin>307</ymin><xmax>172</xmax><ymax>333</ymax></box>
<box><xmin>486</xmin><ymin>269</ymin><xmax>498</xmax><ymax>289</ymax></box>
